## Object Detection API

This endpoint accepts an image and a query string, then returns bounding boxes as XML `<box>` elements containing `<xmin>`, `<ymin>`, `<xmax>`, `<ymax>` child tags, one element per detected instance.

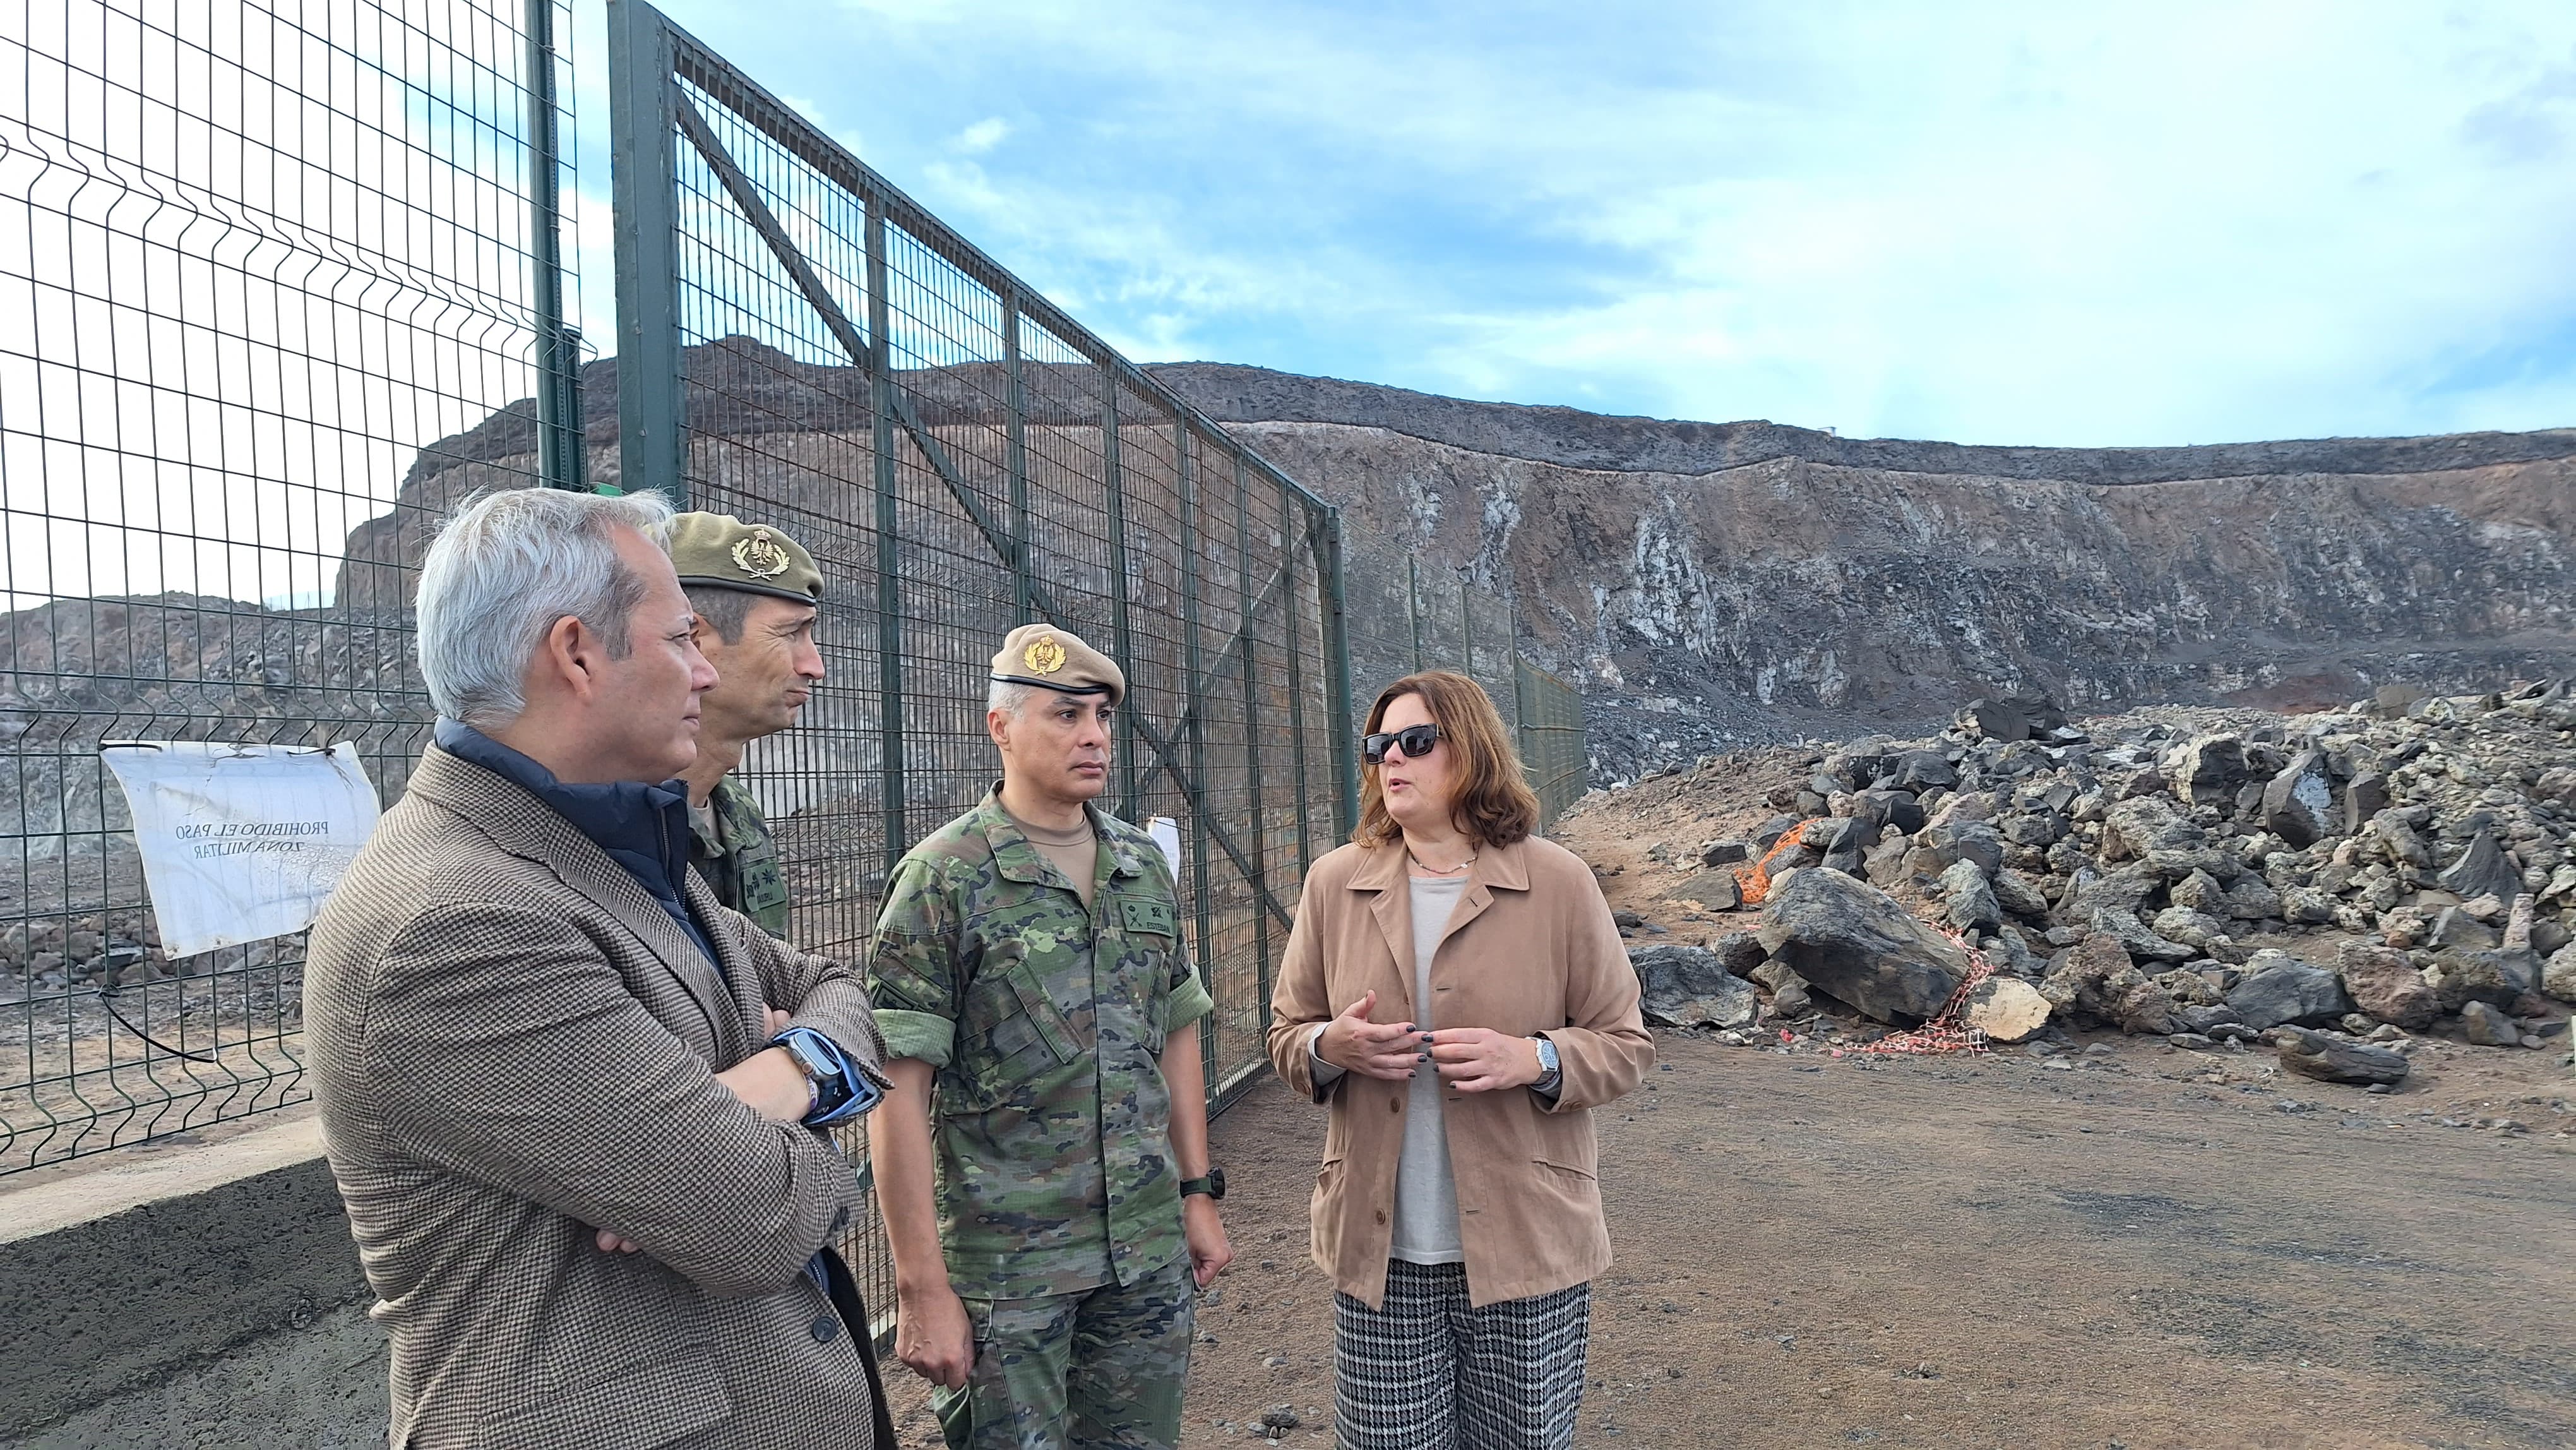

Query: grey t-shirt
<box><xmin>1388</xmin><ymin>874</ymin><xmax>1467</xmax><ymax>1264</ymax></box>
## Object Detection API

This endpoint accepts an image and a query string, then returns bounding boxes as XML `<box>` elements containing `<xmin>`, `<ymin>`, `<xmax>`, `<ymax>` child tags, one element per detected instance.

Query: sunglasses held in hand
<box><xmin>1363</xmin><ymin>723</ymin><xmax>1442</xmax><ymax>764</ymax></box>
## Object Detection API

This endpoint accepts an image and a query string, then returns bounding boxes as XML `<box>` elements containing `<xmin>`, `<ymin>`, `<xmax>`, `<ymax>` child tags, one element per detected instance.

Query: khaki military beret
<box><xmin>991</xmin><ymin>623</ymin><xmax>1124</xmax><ymax>706</ymax></box>
<box><xmin>665</xmin><ymin>512</ymin><xmax>821</xmax><ymax>606</ymax></box>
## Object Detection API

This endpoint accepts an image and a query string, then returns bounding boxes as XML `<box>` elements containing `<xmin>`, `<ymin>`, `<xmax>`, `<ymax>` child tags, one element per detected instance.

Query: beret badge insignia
<box><xmin>732</xmin><ymin>531</ymin><xmax>792</xmax><ymax>579</ymax></box>
<box><xmin>1023</xmin><ymin>635</ymin><xmax>1067</xmax><ymax>675</ymax></box>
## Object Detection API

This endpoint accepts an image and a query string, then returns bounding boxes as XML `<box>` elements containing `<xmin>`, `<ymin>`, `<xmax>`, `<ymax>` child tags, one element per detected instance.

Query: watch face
<box><xmin>1210</xmin><ymin>1166</ymin><xmax>1227</xmax><ymax>1200</ymax></box>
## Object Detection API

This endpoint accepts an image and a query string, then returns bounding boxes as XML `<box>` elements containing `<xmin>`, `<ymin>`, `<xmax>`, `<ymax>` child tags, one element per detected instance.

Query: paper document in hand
<box><xmin>100</xmin><ymin>742</ymin><xmax>383</xmax><ymax>959</ymax></box>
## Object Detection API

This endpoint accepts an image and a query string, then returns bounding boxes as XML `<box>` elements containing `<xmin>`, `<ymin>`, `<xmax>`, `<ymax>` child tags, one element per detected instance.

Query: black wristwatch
<box><xmin>1179</xmin><ymin>1166</ymin><xmax>1226</xmax><ymax>1201</ymax></box>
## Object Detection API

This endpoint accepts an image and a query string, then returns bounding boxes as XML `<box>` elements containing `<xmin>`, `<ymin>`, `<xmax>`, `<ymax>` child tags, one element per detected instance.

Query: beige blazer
<box><xmin>305</xmin><ymin>745</ymin><xmax>889</xmax><ymax>1449</ymax></box>
<box><xmin>1267</xmin><ymin>834</ymin><xmax>1652</xmax><ymax>1309</ymax></box>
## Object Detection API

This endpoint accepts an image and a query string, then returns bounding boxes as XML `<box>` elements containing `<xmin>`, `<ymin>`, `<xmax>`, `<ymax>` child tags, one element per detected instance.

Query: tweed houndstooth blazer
<box><xmin>305</xmin><ymin>743</ymin><xmax>890</xmax><ymax>1449</ymax></box>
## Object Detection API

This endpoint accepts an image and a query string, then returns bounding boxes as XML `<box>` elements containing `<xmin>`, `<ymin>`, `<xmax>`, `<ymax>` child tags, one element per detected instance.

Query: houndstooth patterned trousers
<box><xmin>1332</xmin><ymin>1260</ymin><xmax>1590</xmax><ymax>1450</ymax></box>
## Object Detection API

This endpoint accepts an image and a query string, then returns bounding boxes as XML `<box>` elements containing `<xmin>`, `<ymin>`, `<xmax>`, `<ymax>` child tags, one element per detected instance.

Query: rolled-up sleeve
<box><xmin>1160</xmin><ymin>936</ymin><xmax>1215</xmax><ymax>1036</ymax></box>
<box><xmin>866</xmin><ymin>856</ymin><xmax>962</xmax><ymax>1069</ymax></box>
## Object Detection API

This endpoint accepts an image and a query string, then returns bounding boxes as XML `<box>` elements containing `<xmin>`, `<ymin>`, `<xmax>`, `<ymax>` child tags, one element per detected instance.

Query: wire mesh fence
<box><xmin>1339</xmin><ymin>536</ymin><xmax>1587</xmax><ymax>829</ymax></box>
<box><xmin>0</xmin><ymin>0</ymin><xmax>1585</xmax><ymax>1221</ymax></box>
<box><xmin>609</xmin><ymin>0</ymin><xmax>1355</xmax><ymax>1314</ymax></box>
<box><xmin>0</xmin><ymin>0</ymin><xmax>576</xmax><ymax>1173</ymax></box>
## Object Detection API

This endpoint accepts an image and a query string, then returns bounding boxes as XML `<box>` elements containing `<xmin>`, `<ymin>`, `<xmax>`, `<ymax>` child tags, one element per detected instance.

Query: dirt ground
<box><xmin>866</xmin><ymin>760</ymin><xmax>2576</xmax><ymax>1450</ymax></box>
<box><xmin>869</xmin><ymin>1029</ymin><xmax>2575</xmax><ymax>1450</ymax></box>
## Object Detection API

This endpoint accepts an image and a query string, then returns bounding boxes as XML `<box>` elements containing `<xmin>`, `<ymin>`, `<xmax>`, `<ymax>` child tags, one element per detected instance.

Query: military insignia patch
<box><xmin>1023</xmin><ymin>634</ymin><xmax>1067</xmax><ymax>675</ymax></box>
<box><xmin>1120</xmin><ymin>896</ymin><xmax>1176</xmax><ymax>937</ymax></box>
<box><xmin>732</xmin><ymin>530</ymin><xmax>792</xmax><ymax>578</ymax></box>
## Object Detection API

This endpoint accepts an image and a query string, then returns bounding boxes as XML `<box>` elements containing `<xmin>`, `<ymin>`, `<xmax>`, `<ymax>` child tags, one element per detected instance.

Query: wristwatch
<box><xmin>1530</xmin><ymin>1035</ymin><xmax>1562</xmax><ymax>1094</ymax></box>
<box><xmin>776</xmin><ymin>1026</ymin><xmax>854</xmax><ymax>1121</ymax></box>
<box><xmin>1179</xmin><ymin>1166</ymin><xmax>1227</xmax><ymax>1201</ymax></box>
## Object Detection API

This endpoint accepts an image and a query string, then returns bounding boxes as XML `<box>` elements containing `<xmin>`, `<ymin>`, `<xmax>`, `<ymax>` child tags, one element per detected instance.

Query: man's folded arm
<box><xmin>364</xmin><ymin>902</ymin><xmax>859</xmax><ymax>1298</ymax></box>
<box><xmin>722</xmin><ymin>906</ymin><xmax>891</xmax><ymax>1107</ymax></box>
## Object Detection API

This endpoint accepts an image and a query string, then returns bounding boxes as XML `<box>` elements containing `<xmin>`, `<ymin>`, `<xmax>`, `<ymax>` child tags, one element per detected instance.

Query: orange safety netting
<box><xmin>1727</xmin><ymin>815</ymin><xmax>1995</xmax><ymax>1057</ymax></box>
<box><xmin>1834</xmin><ymin>928</ymin><xmax>1994</xmax><ymax>1058</ymax></box>
<box><xmin>1731</xmin><ymin>817</ymin><xmax>1825</xmax><ymax>908</ymax></box>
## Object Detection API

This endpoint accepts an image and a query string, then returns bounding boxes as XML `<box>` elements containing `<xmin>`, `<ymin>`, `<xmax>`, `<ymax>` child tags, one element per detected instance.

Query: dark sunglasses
<box><xmin>1362</xmin><ymin>723</ymin><xmax>1441</xmax><ymax>764</ymax></box>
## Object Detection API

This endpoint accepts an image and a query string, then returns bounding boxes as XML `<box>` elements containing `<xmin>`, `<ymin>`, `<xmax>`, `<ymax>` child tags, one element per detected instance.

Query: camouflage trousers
<box><xmin>935</xmin><ymin>1252</ymin><xmax>1195</xmax><ymax>1450</ymax></box>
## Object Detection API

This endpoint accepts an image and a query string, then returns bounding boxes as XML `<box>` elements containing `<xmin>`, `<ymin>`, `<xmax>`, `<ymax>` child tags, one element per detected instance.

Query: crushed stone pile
<box><xmin>1605</xmin><ymin>684</ymin><xmax>2576</xmax><ymax>1076</ymax></box>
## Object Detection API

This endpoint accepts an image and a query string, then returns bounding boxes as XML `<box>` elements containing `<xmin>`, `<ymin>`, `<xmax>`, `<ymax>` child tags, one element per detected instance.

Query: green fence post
<box><xmin>606</xmin><ymin>0</ymin><xmax>684</xmax><ymax>504</ymax></box>
<box><xmin>526</xmin><ymin>0</ymin><xmax>580</xmax><ymax>490</ymax></box>
<box><xmin>864</xmin><ymin>193</ymin><xmax>906</xmax><ymax>882</ymax></box>
<box><xmin>1003</xmin><ymin>289</ymin><xmax>1032</xmax><ymax>625</ymax></box>
<box><xmin>1175</xmin><ymin>424</ymin><xmax>1217</xmax><ymax>1094</ymax></box>
<box><xmin>1101</xmin><ymin>371</ymin><xmax>1138</xmax><ymax>821</ymax></box>
<box><xmin>1233</xmin><ymin>456</ymin><xmax>1271</xmax><ymax>1024</ymax></box>
<box><xmin>1318</xmin><ymin>508</ymin><xmax>1359</xmax><ymax>839</ymax></box>
<box><xmin>1282</xmin><ymin>481</ymin><xmax>1316</xmax><ymax>877</ymax></box>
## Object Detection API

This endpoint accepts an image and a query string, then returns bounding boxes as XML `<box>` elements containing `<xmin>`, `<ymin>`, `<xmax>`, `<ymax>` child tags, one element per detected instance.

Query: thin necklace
<box><xmin>1405</xmin><ymin>839</ymin><xmax>1476</xmax><ymax>875</ymax></box>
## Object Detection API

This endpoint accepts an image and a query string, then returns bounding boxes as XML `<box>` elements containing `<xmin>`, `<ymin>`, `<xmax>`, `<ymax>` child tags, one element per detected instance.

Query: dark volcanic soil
<box><xmin>869</xmin><ymin>1029</ymin><xmax>2575</xmax><ymax>1449</ymax></box>
<box><xmin>1163</xmin><ymin>1035</ymin><xmax>2575</xmax><ymax>1450</ymax></box>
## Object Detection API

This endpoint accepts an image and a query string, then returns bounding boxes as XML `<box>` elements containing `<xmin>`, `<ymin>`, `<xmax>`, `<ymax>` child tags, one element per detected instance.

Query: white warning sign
<box><xmin>99</xmin><ymin>742</ymin><xmax>383</xmax><ymax>959</ymax></box>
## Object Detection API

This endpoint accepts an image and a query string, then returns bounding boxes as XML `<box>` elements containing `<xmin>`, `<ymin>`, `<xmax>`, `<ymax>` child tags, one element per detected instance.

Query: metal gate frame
<box><xmin>605</xmin><ymin>0</ymin><xmax>1359</xmax><ymax>1110</ymax></box>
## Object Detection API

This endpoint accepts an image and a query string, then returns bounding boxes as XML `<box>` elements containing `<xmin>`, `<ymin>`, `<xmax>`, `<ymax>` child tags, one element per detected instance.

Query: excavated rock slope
<box><xmin>1152</xmin><ymin>364</ymin><xmax>2576</xmax><ymax>782</ymax></box>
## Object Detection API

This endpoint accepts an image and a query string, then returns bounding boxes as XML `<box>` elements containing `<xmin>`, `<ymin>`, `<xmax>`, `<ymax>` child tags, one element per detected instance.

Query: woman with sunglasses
<box><xmin>1267</xmin><ymin>670</ymin><xmax>1651</xmax><ymax>1450</ymax></box>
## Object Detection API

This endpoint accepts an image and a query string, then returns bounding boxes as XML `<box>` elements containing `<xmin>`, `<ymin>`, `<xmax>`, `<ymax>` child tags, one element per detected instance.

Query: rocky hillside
<box><xmin>1151</xmin><ymin>364</ymin><xmax>2576</xmax><ymax>781</ymax></box>
<box><xmin>1552</xmin><ymin>683</ymin><xmax>2576</xmax><ymax>1082</ymax></box>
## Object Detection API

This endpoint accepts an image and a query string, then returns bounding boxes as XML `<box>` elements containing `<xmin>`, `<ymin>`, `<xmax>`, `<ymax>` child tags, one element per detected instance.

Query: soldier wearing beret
<box><xmin>866</xmin><ymin>623</ymin><xmax>1234</xmax><ymax>1450</ymax></box>
<box><xmin>666</xmin><ymin>512</ymin><xmax>825</xmax><ymax>938</ymax></box>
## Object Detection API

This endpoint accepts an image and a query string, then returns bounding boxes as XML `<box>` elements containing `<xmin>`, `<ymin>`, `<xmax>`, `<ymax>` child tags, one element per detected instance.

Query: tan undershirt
<box><xmin>1008</xmin><ymin>809</ymin><xmax>1100</xmax><ymax>909</ymax></box>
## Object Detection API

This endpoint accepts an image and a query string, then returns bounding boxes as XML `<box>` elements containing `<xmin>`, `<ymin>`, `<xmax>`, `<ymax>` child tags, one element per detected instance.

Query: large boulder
<box><xmin>2459</xmin><ymin>1000</ymin><xmax>2519</xmax><ymax>1048</ymax></box>
<box><xmin>2436</xmin><ymin>830</ymin><xmax>2523</xmax><ymax>906</ymax></box>
<box><xmin>1964</xmin><ymin>976</ymin><xmax>2052</xmax><ymax>1043</ymax></box>
<box><xmin>1892</xmin><ymin>750</ymin><xmax>1956</xmax><ymax>791</ymax></box>
<box><xmin>1957</xmin><ymin>698</ymin><xmax>2032</xmax><ymax>743</ymax></box>
<box><xmin>2102</xmin><ymin>795</ymin><xmax>2203</xmax><ymax>861</ymax></box>
<box><xmin>2223</xmin><ymin>950</ymin><xmax>2353</xmax><ymax>1030</ymax></box>
<box><xmin>1664</xmin><ymin>870</ymin><xmax>1744</xmax><ymax>911</ymax></box>
<box><xmin>1629</xmin><ymin>945</ymin><xmax>1760</xmax><ymax>1029</ymax></box>
<box><xmin>2544</xmin><ymin>942</ymin><xmax>2576</xmax><ymax>1004</ymax></box>
<box><xmin>2423</xmin><ymin>949</ymin><xmax>2535</xmax><ymax>1013</ymax></box>
<box><xmin>2335</xmin><ymin>942</ymin><xmax>2437</xmax><ymax>1031</ymax></box>
<box><xmin>2039</xmin><ymin>932</ymin><xmax>2179</xmax><ymax>1034</ymax></box>
<box><xmin>2087</xmin><ymin>908</ymin><xmax>2198</xmax><ymax>964</ymax></box>
<box><xmin>1991</xmin><ymin>869</ymin><xmax>2052</xmax><ymax>919</ymax></box>
<box><xmin>2260</xmin><ymin>750</ymin><xmax>2337</xmax><ymax>849</ymax></box>
<box><xmin>2370</xmin><ymin>813</ymin><xmax>2433</xmax><ymax>870</ymax></box>
<box><xmin>1707</xmin><ymin>932</ymin><xmax>1768</xmax><ymax>978</ymax></box>
<box><xmin>1756</xmin><ymin>868</ymin><xmax>1968</xmax><ymax>1024</ymax></box>
<box><xmin>1940</xmin><ymin>859</ymin><xmax>2001</xmax><ymax>933</ymax></box>
<box><xmin>2164</xmin><ymin>734</ymin><xmax>2248</xmax><ymax>805</ymax></box>
<box><xmin>2275</xmin><ymin>1029</ymin><xmax>2409</xmax><ymax>1086</ymax></box>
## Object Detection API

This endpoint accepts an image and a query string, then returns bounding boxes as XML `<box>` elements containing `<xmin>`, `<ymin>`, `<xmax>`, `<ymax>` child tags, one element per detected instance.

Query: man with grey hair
<box><xmin>306</xmin><ymin>487</ymin><xmax>894</xmax><ymax>1450</ymax></box>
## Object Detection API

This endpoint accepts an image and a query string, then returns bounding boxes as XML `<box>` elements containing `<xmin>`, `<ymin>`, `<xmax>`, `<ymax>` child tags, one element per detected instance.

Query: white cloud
<box><xmin>605</xmin><ymin>0</ymin><xmax>2576</xmax><ymax>445</ymax></box>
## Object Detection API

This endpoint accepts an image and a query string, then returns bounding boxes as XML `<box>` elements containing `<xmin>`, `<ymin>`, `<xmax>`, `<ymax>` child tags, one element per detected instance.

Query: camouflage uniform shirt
<box><xmin>867</xmin><ymin>789</ymin><xmax>1214</xmax><ymax>1300</ymax></box>
<box><xmin>689</xmin><ymin>776</ymin><xmax>790</xmax><ymax>938</ymax></box>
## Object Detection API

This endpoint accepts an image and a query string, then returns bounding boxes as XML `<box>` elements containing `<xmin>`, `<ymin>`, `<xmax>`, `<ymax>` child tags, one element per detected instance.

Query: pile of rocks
<box><xmin>1625</xmin><ymin>685</ymin><xmax>2576</xmax><ymax>1076</ymax></box>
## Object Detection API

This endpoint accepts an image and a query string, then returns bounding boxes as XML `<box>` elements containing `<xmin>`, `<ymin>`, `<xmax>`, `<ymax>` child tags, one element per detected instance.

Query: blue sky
<box><xmin>563</xmin><ymin>1</ymin><xmax>2576</xmax><ymax>448</ymax></box>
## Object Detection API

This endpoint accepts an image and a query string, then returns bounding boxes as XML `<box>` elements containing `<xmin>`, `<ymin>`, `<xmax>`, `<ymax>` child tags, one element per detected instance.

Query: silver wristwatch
<box><xmin>1530</xmin><ymin>1035</ymin><xmax>1561</xmax><ymax>1093</ymax></box>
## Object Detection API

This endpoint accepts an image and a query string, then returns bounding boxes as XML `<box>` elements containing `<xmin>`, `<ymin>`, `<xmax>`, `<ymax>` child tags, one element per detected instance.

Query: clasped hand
<box><xmin>1315</xmin><ymin>990</ymin><xmax>1540</xmax><ymax>1093</ymax></box>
